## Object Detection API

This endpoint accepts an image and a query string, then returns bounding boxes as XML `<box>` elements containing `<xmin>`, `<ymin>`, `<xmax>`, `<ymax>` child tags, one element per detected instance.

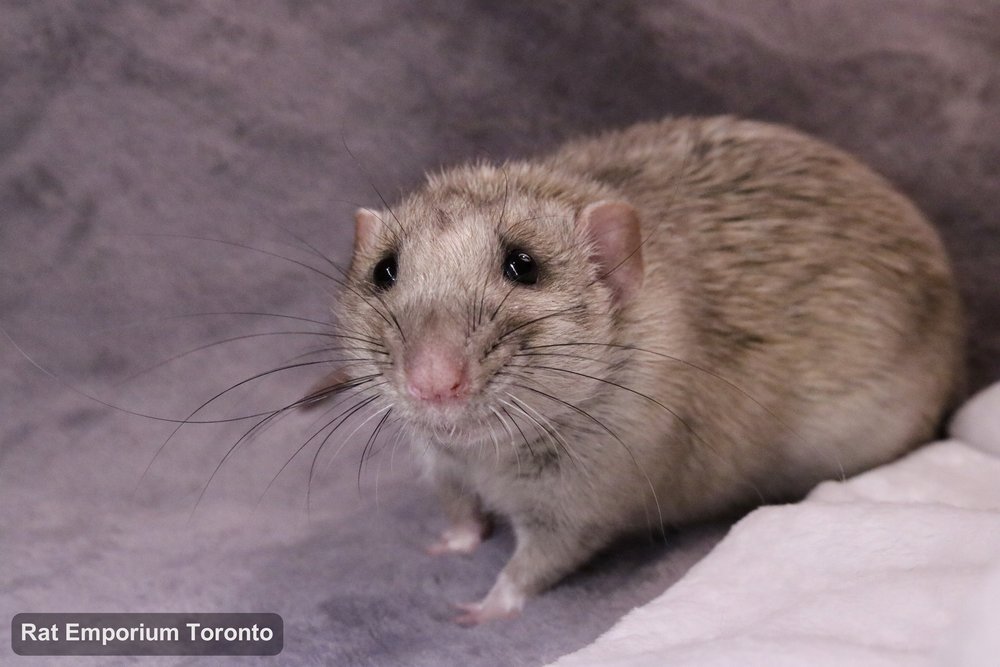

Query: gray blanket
<box><xmin>2</xmin><ymin>2</ymin><xmax>998</xmax><ymax>665</ymax></box>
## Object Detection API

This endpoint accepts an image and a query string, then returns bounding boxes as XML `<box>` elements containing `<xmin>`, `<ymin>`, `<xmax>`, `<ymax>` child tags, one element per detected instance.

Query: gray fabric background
<box><xmin>1</xmin><ymin>2</ymin><xmax>997</xmax><ymax>665</ymax></box>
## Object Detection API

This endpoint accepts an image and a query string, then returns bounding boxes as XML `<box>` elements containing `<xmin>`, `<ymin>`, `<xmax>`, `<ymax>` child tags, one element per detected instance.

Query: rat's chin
<box><xmin>402</xmin><ymin>400</ymin><xmax>493</xmax><ymax>443</ymax></box>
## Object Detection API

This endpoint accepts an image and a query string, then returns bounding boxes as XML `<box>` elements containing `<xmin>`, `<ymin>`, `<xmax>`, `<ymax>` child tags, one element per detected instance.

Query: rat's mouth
<box><xmin>401</xmin><ymin>397</ymin><xmax>498</xmax><ymax>444</ymax></box>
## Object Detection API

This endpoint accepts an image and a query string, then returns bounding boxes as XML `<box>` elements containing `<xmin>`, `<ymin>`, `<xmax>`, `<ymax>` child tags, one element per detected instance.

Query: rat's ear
<box><xmin>577</xmin><ymin>200</ymin><xmax>644</xmax><ymax>305</ymax></box>
<box><xmin>353</xmin><ymin>208</ymin><xmax>381</xmax><ymax>255</ymax></box>
<box><xmin>299</xmin><ymin>367</ymin><xmax>349</xmax><ymax>410</ymax></box>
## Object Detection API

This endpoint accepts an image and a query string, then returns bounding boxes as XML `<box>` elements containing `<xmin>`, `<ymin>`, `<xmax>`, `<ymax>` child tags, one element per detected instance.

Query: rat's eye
<box><xmin>372</xmin><ymin>254</ymin><xmax>397</xmax><ymax>290</ymax></box>
<box><xmin>503</xmin><ymin>249</ymin><xmax>538</xmax><ymax>285</ymax></box>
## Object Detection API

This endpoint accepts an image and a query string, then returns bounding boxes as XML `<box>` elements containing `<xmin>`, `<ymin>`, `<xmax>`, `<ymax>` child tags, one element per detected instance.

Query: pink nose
<box><xmin>405</xmin><ymin>346</ymin><xmax>469</xmax><ymax>403</ymax></box>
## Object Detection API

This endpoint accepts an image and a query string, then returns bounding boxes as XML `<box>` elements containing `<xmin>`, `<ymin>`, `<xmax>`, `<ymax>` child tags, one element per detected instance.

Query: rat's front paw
<box><xmin>452</xmin><ymin>574</ymin><xmax>525</xmax><ymax>626</ymax></box>
<box><xmin>453</xmin><ymin>600</ymin><xmax>519</xmax><ymax>626</ymax></box>
<box><xmin>426</xmin><ymin>519</ymin><xmax>488</xmax><ymax>556</ymax></box>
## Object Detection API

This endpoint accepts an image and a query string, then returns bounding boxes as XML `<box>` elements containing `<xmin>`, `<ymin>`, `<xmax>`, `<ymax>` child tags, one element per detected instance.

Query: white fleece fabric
<box><xmin>549</xmin><ymin>382</ymin><xmax>1000</xmax><ymax>667</ymax></box>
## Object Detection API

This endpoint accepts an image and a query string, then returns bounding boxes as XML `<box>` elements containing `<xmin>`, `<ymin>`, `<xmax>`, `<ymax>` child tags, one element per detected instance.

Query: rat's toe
<box><xmin>426</xmin><ymin>522</ymin><xmax>484</xmax><ymax>555</ymax></box>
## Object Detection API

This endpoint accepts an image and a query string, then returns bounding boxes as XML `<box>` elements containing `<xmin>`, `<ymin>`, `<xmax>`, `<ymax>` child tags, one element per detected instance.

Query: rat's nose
<box><xmin>405</xmin><ymin>345</ymin><xmax>470</xmax><ymax>403</ymax></box>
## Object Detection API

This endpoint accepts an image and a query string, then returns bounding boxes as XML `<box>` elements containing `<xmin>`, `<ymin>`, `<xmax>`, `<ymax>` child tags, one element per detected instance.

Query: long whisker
<box><xmin>188</xmin><ymin>406</ymin><xmax>290</xmax><ymax>522</ymax></box>
<box><xmin>479</xmin><ymin>414</ymin><xmax>502</xmax><ymax>469</ymax></box>
<box><xmin>340</xmin><ymin>133</ymin><xmax>406</xmax><ymax>239</ymax></box>
<box><xmin>499</xmin><ymin>403</ymin><xmax>535</xmax><ymax>460</ymax></box>
<box><xmin>2</xmin><ymin>323</ymin><xmax>340</xmax><ymax>431</ymax></box>
<box><xmin>86</xmin><ymin>310</ymin><xmax>337</xmax><ymax>335</ymax></box>
<box><xmin>135</xmin><ymin>365</ymin><xmax>380</xmax><ymax>497</ymax></box>
<box><xmin>512</xmin><ymin>362</ymin><xmax>703</xmax><ymax>449</ymax></box>
<box><xmin>277</xmin><ymin>227</ymin><xmax>351</xmax><ymax>280</ymax></box>
<box><xmin>139</xmin><ymin>370</ymin><xmax>378</xmax><ymax>501</ymax></box>
<box><xmin>284</xmin><ymin>346</ymin><xmax>389</xmax><ymax>365</ymax></box>
<box><xmin>116</xmin><ymin>231</ymin><xmax>345</xmax><ymax>288</ymax></box>
<box><xmin>476</xmin><ymin>271</ymin><xmax>490</xmax><ymax>329</ymax></box>
<box><xmin>372</xmin><ymin>416</ymin><xmax>402</xmax><ymax>511</ymax></box>
<box><xmin>121</xmin><ymin>232</ymin><xmax>405</xmax><ymax>340</ymax></box>
<box><xmin>493</xmin><ymin>304</ymin><xmax>586</xmax><ymax>348</ymax></box>
<box><xmin>253</xmin><ymin>381</ymin><xmax>386</xmax><ymax>510</ymax></box>
<box><xmin>503</xmin><ymin>392</ymin><xmax>581</xmax><ymax>472</ymax></box>
<box><xmin>522</xmin><ymin>341</ymin><xmax>806</xmax><ymax>445</ymax></box>
<box><xmin>513</xmin><ymin>361</ymin><xmax>770</xmax><ymax>508</ymax></box>
<box><xmin>312</xmin><ymin>397</ymin><xmax>389</xmax><ymax>509</ymax></box>
<box><xmin>490</xmin><ymin>406</ymin><xmax>521</xmax><ymax>476</ymax></box>
<box><xmin>502</xmin><ymin>374</ymin><xmax>665</xmax><ymax>539</ymax></box>
<box><xmin>489</xmin><ymin>284</ymin><xmax>518</xmax><ymax>322</ymax></box>
<box><xmin>306</xmin><ymin>394</ymin><xmax>381</xmax><ymax>515</ymax></box>
<box><xmin>512</xmin><ymin>350</ymin><xmax>616</xmax><ymax>366</ymax></box>
<box><xmin>360</xmin><ymin>409</ymin><xmax>394</xmax><ymax>464</ymax></box>
<box><xmin>279</xmin><ymin>229</ymin><xmax>411</xmax><ymax>346</ymax></box>
<box><xmin>119</xmin><ymin>331</ymin><xmax>381</xmax><ymax>384</ymax></box>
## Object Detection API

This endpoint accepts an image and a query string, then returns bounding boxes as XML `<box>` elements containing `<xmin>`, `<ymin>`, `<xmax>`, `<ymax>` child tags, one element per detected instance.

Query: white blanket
<box><xmin>550</xmin><ymin>383</ymin><xmax>1000</xmax><ymax>667</ymax></box>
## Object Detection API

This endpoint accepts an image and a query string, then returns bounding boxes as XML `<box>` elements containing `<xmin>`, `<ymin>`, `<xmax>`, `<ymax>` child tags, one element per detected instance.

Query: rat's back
<box><xmin>550</xmin><ymin>116</ymin><xmax>965</xmax><ymax>503</ymax></box>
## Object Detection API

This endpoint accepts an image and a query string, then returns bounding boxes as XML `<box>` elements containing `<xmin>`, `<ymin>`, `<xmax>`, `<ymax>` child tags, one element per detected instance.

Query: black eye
<box><xmin>372</xmin><ymin>254</ymin><xmax>397</xmax><ymax>289</ymax></box>
<box><xmin>503</xmin><ymin>249</ymin><xmax>538</xmax><ymax>285</ymax></box>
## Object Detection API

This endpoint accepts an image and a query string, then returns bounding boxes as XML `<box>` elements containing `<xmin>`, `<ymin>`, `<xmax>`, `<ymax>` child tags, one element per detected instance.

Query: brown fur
<box><xmin>330</xmin><ymin>116</ymin><xmax>965</xmax><ymax>622</ymax></box>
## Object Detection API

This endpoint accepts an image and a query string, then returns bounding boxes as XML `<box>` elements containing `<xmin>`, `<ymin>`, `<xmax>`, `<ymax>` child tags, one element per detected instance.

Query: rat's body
<box><xmin>327</xmin><ymin>116</ymin><xmax>964</xmax><ymax>623</ymax></box>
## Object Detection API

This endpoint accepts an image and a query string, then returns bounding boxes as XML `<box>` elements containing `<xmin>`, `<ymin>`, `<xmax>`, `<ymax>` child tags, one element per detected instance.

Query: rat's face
<box><xmin>330</xmin><ymin>166</ymin><xmax>643</xmax><ymax>450</ymax></box>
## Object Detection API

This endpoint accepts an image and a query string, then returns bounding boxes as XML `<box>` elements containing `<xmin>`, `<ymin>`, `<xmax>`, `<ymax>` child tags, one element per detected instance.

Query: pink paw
<box><xmin>453</xmin><ymin>600</ymin><xmax>520</xmax><ymax>626</ymax></box>
<box><xmin>451</xmin><ymin>574</ymin><xmax>526</xmax><ymax>626</ymax></box>
<box><xmin>426</xmin><ymin>522</ymin><xmax>484</xmax><ymax>556</ymax></box>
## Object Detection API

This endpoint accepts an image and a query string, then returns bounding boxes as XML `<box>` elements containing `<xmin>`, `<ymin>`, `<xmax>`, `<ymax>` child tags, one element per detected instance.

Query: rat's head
<box><xmin>328</xmin><ymin>163</ymin><xmax>644</xmax><ymax>447</ymax></box>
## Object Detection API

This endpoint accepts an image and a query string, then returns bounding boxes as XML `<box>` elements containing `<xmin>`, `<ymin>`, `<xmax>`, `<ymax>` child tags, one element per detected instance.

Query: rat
<box><xmin>312</xmin><ymin>116</ymin><xmax>964</xmax><ymax>624</ymax></box>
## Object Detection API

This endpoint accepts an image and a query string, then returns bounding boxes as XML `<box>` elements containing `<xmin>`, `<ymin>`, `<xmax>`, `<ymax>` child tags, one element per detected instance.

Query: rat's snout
<box><xmin>404</xmin><ymin>338</ymin><xmax>470</xmax><ymax>404</ymax></box>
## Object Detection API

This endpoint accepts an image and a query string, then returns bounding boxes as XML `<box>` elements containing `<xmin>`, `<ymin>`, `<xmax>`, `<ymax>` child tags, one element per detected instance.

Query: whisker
<box><xmin>489</xmin><ymin>284</ymin><xmax>518</xmax><ymax>322</ymax></box>
<box><xmin>495</xmin><ymin>164</ymin><xmax>511</xmax><ymax>231</ymax></box>
<box><xmin>361</xmin><ymin>409</ymin><xmax>394</xmax><ymax>464</ymax></box>
<box><xmin>513</xmin><ymin>360</ymin><xmax>771</xmax><ymax>514</ymax></box>
<box><xmin>493</xmin><ymin>304</ymin><xmax>586</xmax><ymax>348</ymax></box>
<box><xmin>278</xmin><ymin>228</ymin><xmax>413</xmax><ymax>351</ymax></box>
<box><xmin>277</xmin><ymin>227</ymin><xmax>351</xmax><ymax>280</ymax></box>
<box><xmin>116</xmin><ymin>231</ymin><xmax>346</xmax><ymax>291</ymax></box>
<box><xmin>253</xmin><ymin>381</ymin><xmax>386</xmax><ymax>510</ymax></box>
<box><xmin>119</xmin><ymin>331</ymin><xmax>380</xmax><ymax>385</ymax></box>
<box><xmin>307</xmin><ymin>394</ymin><xmax>382</xmax><ymax>515</ymax></box>
<box><xmin>503</xmin><ymin>392</ymin><xmax>581</xmax><ymax>472</ymax></box>
<box><xmin>139</xmin><ymin>370</ymin><xmax>378</xmax><ymax>500</ymax></box>
<box><xmin>477</xmin><ymin>272</ymin><xmax>490</xmax><ymax>329</ymax></box>
<box><xmin>30</xmin><ymin>309</ymin><xmax>335</xmax><ymax>339</ymax></box>
<box><xmin>188</xmin><ymin>406</ymin><xmax>289</xmax><ymax>522</ymax></box>
<box><xmin>311</xmin><ymin>397</ymin><xmax>390</xmax><ymax>506</ymax></box>
<box><xmin>502</xmin><ymin>374</ymin><xmax>665</xmax><ymax>539</ymax></box>
<box><xmin>512</xmin><ymin>350</ymin><xmax>615</xmax><ymax>366</ymax></box>
<box><xmin>480</xmin><ymin>414</ymin><xmax>502</xmax><ymax>469</ymax></box>
<box><xmin>380</xmin><ymin>297</ymin><xmax>407</xmax><ymax>343</ymax></box>
<box><xmin>296</xmin><ymin>374</ymin><xmax>382</xmax><ymax>409</ymax></box>
<box><xmin>511</xmin><ymin>362</ymin><xmax>703</xmax><ymax>448</ymax></box>
<box><xmin>372</xmin><ymin>417</ymin><xmax>403</xmax><ymax>512</ymax></box>
<box><xmin>387</xmin><ymin>422</ymin><xmax>407</xmax><ymax>474</ymax></box>
<box><xmin>135</xmin><ymin>366</ymin><xmax>380</xmax><ymax>498</ymax></box>
<box><xmin>499</xmin><ymin>403</ymin><xmax>535</xmax><ymax>459</ymax></box>
<box><xmin>284</xmin><ymin>346</ymin><xmax>388</xmax><ymax>364</ymax></box>
<box><xmin>490</xmin><ymin>406</ymin><xmax>521</xmax><ymax>476</ymax></box>
<box><xmin>522</xmin><ymin>341</ymin><xmax>808</xmax><ymax>446</ymax></box>
<box><xmin>2</xmin><ymin>323</ymin><xmax>344</xmax><ymax>433</ymax></box>
<box><xmin>340</xmin><ymin>133</ymin><xmax>406</xmax><ymax>239</ymax></box>
<box><xmin>125</xmin><ymin>230</ymin><xmax>402</xmax><ymax>339</ymax></box>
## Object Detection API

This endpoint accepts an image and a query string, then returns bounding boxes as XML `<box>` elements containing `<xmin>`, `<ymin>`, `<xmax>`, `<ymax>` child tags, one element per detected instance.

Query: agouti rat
<box><xmin>316</xmin><ymin>116</ymin><xmax>964</xmax><ymax>624</ymax></box>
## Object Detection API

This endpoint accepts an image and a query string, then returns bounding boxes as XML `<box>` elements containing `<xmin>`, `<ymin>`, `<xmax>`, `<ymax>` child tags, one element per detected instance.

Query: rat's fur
<box><xmin>329</xmin><ymin>116</ymin><xmax>964</xmax><ymax>623</ymax></box>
